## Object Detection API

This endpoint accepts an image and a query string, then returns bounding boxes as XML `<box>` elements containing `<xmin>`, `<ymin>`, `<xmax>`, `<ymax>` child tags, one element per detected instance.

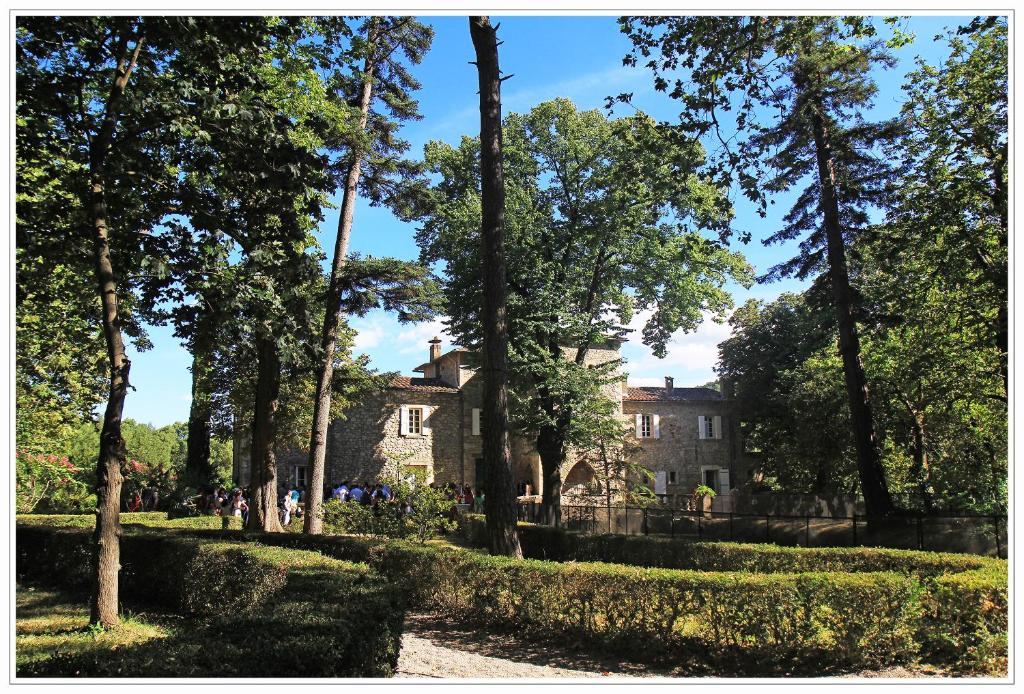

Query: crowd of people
<box><xmin>142</xmin><ymin>476</ymin><xmax>490</xmax><ymax>528</ymax></box>
<box><xmin>195</xmin><ymin>487</ymin><xmax>252</xmax><ymax>524</ymax></box>
<box><xmin>438</xmin><ymin>482</ymin><xmax>485</xmax><ymax>512</ymax></box>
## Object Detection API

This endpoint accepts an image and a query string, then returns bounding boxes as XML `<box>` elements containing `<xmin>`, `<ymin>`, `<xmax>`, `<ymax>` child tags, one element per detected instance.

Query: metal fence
<box><xmin>517</xmin><ymin>502</ymin><xmax>1007</xmax><ymax>559</ymax></box>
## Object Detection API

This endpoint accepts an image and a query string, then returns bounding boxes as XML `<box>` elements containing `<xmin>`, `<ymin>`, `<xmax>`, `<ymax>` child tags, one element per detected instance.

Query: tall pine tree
<box><xmin>621</xmin><ymin>16</ymin><xmax>905</xmax><ymax>520</ymax></box>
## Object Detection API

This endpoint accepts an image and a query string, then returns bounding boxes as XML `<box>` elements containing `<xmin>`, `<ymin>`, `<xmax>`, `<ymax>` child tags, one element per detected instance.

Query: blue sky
<box><xmin>122</xmin><ymin>14</ymin><xmax>967</xmax><ymax>427</ymax></box>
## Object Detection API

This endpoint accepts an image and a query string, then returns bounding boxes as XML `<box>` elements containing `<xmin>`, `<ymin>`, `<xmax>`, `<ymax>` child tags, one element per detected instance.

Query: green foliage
<box><xmin>320</xmin><ymin>471</ymin><xmax>456</xmax><ymax>543</ymax></box>
<box><xmin>321</xmin><ymin>499</ymin><xmax>406</xmax><ymax>538</ymax></box>
<box><xmin>19</xmin><ymin>514</ymin><xmax>1005</xmax><ymax>673</ymax></box>
<box><xmin>718</xmin><ymin>286</ymin><xmax>1007</xmax><ymax>510</ymax></box>
<box><xmin>16</xmin><ymin>524</ymin><xmax>404</xmax><ymax>677</ymax></box>
<box><xmin>457</xmin><ymin>515</ymin><xmax>1005</xmax><ymax>576</ymax></box>
<box><xmin>373</xmin><ymin>540</ymin><xmax>924</xmax><ymax>670</ymax></box>
<box><xmin>15</xmin><ymin>451</ymin><xmax>91</xmax><ymax>514</ymax></box>
<box><xmin>630</xmin><ymin>16</ymin><xmax>1007</xmax><ymax>513</ymax></box>
<box><xmin>878</xmin><ymin>18</ymin><xmax>1007</xmax><ymax>384</ymax></box>
<box><xmin>920</xmin><ymin>565</ymin><xmax>1008</xmax><ymax>673</ymax></box>
<box><xmin>15</xmin><ymin>264</ymin><xmax>107</xmax><ymax>458</ymax></box>
<box><xmin>694</xmin><ymin>484</ymin><xmax>717</xmax><ymax>499</ymax></box>
<box><xmin>414</xmin><ymin>97</ymin><xmax>750</xmax><ymax>499</ymax></box>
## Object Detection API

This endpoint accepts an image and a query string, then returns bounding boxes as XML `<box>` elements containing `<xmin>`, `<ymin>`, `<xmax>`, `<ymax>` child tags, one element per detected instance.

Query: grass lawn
<box><xmin>16</xmin><ymin>585</ymin><xmax>175</xmax><ymax>674</ymax></box>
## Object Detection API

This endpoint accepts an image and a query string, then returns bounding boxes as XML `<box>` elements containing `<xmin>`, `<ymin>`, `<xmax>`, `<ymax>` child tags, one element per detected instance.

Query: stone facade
<box><xmin>622</xmin><ymin>387</ymin><xmax>754</xmax><ymax>507</ymax></box>
<box><xmin>232</xmin><ymin>339</ymin><xmax>754</xmax><ymax>504</ymax></box>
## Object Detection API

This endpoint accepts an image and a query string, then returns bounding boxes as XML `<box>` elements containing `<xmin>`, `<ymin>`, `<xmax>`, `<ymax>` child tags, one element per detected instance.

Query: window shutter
<box><xmin>714</xmin><ymin>416</ymin><xmax>722</xmax><ymax>440</ymax></box>
<box><xmin>472</xmin><ymin>408</ymin><xmax>481</xmax><ymax>436</ymax></box>
<box><xmin>399</xmin><ymin>406</ymin><xmax>409</xmax><ymax>436</ymax></box>
<box><xmin>718</xmin><ymin>469</ymin><xmax>731</xmax><ymax>492</ymax></box>
<box><xmin>698</xmin><ymin>416</ymin><xmax>706</xmax><ymax>440</ymax></box>
<box><xmin>635</xmin><ymin>413</ymin><xmax>643</xmax><ymax>438</ymax></box>
<box><xmin>655</xmin><ymin>470</ymin><xmax>668</xmax><ymax>495</ymax></box>
<box><xmin>653</xmin><ymin>415</ymin><xmax>661</xmax><ymax>439</ymax></box>
<box><xmin>422</xmin><ymin>406</ymin><xmax>433</xmax><ymax>434</ymax></box>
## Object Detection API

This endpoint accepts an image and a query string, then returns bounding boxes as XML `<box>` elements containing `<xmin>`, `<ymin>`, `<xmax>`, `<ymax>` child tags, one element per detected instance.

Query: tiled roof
<box><xmin>624</xmin><ymin>386</ymin><xmax>724</xmax><ymax>402</ymax></box>
<box><xmin>389</xmin><ymin>376</ymin><xmax>460</xmax><ymax>393</ymax></box>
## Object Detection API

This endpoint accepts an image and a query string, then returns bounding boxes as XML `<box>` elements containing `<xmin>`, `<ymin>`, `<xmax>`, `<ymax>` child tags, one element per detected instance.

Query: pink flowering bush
<box><xmin>16</xmin><ymin>449</ymin><xmax>91</xmax><ymax>513</ymax></box>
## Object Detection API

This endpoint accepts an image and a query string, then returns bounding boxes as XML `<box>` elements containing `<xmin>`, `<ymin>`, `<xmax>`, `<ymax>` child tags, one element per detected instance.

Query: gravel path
<box><xmin>395</xmin><ymin>612</ymin><xmax>659</xmax><ymax>679</ymax></box>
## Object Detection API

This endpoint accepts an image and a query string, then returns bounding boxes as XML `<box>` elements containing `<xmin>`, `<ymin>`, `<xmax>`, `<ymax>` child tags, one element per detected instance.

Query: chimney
<box><xmin>665</xmin><ymin>376</ymin><xmax>674</xmax><ymax>396</ymax></box>
<box><xmin>429</xmin><ymin>336</ymin><xmax>442</xmax><ymax>363</ymax></box>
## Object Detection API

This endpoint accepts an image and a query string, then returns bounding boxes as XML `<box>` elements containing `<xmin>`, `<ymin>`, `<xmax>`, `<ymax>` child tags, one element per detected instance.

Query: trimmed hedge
<box><xmin>457</xmin><ymin>514</ymin><xmax>1003</xmax><ymax>577</ymax></box>
<box><xmin>16</xmin><ymin>524</ymin><xmax>403</xmax><ymax>677</ymax></box>
<box><xmin>15</xmin><ymin>512</ymin><xmax>244</xmax><ymax>531</ymax></box>
<box><xmin>919</xmin><ymin>565</ymin><xmax>1009</xmax><ymax>672</ymax></box>
<box><xmin>368</xmin><ymin>541</ymin><xmax>924</xmax><ymax>669</ymax></box>
<box><xmin>18</xmin><ymin>514</ymin><xmax>1008</xmax><ymax>674</ymax></box>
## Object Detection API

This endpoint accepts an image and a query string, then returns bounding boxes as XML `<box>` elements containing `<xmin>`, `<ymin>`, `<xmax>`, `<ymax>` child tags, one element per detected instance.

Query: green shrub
<box><xmin>16</xmin><ymin>450</ymin><xmax>92</xmax><ymax>513</ymax></box>
<box><xmin>369</xmin><ymin>541</ymin><xmax>922</xmax><ymax>669</ymax></box>
<box><xmin>919</xmin><ymin>566</ymin><xmax>1009</xmax><ymax>673</ymax></box>
<box><xmin>14</xmin><ymin>512</ymin><xmax>244</xmax><ymax>531</ymax></box>
<box><xmin>457</xmin><ymin>514</ymin><xmax>1002</xmax><ymax>577</ymax></box>
<box><xmin>16</xmin><ymin>524</ymin><xmax>404</xmax><ymax>677</ymax></box>
<box><xmin>319</xmin><ymin>480</ymin><xmax>456</xmax><ymax>543</ymax></box>
<box><xmin>321</xmin><ymin>499</ymin><xmax>410</xmax><ymax>538</ymax></box>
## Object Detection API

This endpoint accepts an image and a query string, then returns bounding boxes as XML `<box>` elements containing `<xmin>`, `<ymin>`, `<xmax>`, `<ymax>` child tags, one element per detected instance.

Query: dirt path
<box><xmin>395</xmin><ymin>612</ymin><xmax>662</xmax><ymax>679</ymax></box>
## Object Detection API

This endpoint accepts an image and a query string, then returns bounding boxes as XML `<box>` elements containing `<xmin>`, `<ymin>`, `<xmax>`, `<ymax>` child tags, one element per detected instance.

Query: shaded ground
<box><xmin>15</xmin><ymin>585</ymin><xmax>174</xmax><ymax>672</ymax></box>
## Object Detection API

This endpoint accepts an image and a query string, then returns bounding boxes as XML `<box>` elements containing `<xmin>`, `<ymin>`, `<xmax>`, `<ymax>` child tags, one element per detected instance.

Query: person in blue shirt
<box><xmin>333</xmin><ymin>482</ymin><xmax>348</xmax><ymax>501</ymax></box>
<box><xmin>348</xmin><ymin>484</ymin><xmax>364</xmax><ymax>502</ymax></box>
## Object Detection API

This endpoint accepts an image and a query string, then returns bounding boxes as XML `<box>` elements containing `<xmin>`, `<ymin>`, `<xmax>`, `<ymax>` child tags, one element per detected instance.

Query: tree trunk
<box><xmin>305</xmin><ymin>20</ymin><xmax>380</xmax><ymax>535</ymax></box>
<box><xmin>808</xmin><ymin>97</ymin><xmax>894</xmax><ymax>524</ymax></box>
<box><xmin>902</xmin><ymin>395</ymin><xmax>934</xmax><ymax>513</ymax></box>
<box><xmin>88</xmin><ymin>29</ymin><xmax>145</xmax><ymax>629</ymax></box>
<box><xmin>185</xmin><ymin>348</ymin><xmax>213</xmax><ymax>488</ymax></box>
<box><xmin>248</xmin><ymin>335</ymin><xmax>283</xmax><ymax>533</ymax></box>
<box><xmin>469</xmin><ymin>15</ymin><xmax>522</xmax><ymax>559</ymax></box>
<box><xmin>536</xmin><ymin>419</ymin><xmax>566</xmax><ymax>526</ymax></box>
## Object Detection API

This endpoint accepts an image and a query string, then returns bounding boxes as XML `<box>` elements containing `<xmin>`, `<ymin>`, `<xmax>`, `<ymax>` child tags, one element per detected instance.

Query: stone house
<box><xmin>233</xmin><ymin>337</ymin><xmax>754</xmax><ymax>505</ymax></box>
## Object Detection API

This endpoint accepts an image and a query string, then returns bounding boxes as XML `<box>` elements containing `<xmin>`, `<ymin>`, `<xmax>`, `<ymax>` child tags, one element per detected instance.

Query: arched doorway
<box><xmin>561</xmin><ymin>460</ymin><xmax>598</xmax><ymax>499</ymax></box>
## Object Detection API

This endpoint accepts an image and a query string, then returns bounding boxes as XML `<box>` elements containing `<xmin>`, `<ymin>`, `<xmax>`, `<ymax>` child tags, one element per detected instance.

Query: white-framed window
<box><xmin>697</xmin><ymin>415</ymin><xmax>723</xmax><ymax>440</ymax></box>
<box><xmin>634</xmin><ymin>413</ymin><xmax>660</xmax><ymax>439</ymax></box>
<box><xmin>399</xmin><ymin>405</ymin><xmax>432</xmax><ymax>436</ymax></box>
<box><xmin>293</xmin><ymin>465</ymin><xmax>307</xmax><ymax>488</ymax></box>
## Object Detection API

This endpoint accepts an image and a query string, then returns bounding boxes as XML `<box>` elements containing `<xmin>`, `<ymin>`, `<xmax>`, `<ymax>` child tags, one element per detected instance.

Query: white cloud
<box><xmin>351</xmin><ymin>319</ymin><xmax>387</xmax><ymax>351</ymax></box>
<box><xmin>395</xmin><ymin>318</ymin><xmax>454</xmax><ymax>356</ymax></box>
<box><xmin>619</xmin><ymin>310</ymin><xmax>735</xmax><ymax>388</ymax></box>
<box><xmin>346</xmin><ymin>305</ymin><xmax>737</xmax><ymax>387</ymax></box>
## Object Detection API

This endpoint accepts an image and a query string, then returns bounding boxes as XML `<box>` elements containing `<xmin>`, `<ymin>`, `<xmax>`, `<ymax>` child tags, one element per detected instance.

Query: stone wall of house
<box><xmin>321</xmin><ymin>389</ymin><xmax>463</xmax><ymax>485</ymax></box>
<box><xmin>560</xmin><ymin>344</ymin><xmax>625</xmax><ymax>408</ymax></box>
<box><xmin>621</xmin><ymin>399</ymin><xmax>752</xmax><ymax>504</ymax></box>
<box><xmin>437</xmin><ymin>352</ymin><xmax>462</xmax><ymax>388</ymax></box>
<box><xmin>459</xmin><ymin>374</ymin><xmax>483</xmax><ymax>487</ymax></box>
